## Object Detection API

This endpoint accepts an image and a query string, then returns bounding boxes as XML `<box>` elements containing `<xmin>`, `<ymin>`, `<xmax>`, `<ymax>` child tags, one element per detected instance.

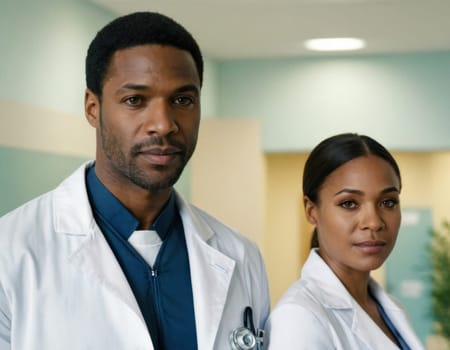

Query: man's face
<box><xmin>86</xmin><ymin>44</ymin><xmax>201</xmax><ymax>193</ymax></box>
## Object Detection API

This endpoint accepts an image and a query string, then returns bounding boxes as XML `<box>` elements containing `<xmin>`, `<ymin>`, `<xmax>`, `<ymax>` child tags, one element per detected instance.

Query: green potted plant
<box><xmin>430</xmin><ymin>221</ymin><xmax>450</xmax><ymax>344</ymax></box>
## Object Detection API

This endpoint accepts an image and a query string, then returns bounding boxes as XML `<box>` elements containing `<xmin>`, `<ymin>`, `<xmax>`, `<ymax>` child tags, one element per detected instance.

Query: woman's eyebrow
<box><xmin>334</xmin><ymin>188</ymin><xmax>362</xmax><ymax>196</ymax></box>
<box><xmin>334</xmin><ymin>186</ymin><xmax>400</xmax><ymax>196</ymax></box>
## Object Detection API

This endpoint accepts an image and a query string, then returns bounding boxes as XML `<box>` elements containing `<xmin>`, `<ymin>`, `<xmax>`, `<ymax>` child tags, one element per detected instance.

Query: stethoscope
<box><xmin>229</xmin><ymin>306</ymin><xmax>264</xmax><ymax>350</ymax></box>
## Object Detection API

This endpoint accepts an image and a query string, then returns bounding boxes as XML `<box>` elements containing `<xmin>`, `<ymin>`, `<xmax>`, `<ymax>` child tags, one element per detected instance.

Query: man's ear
<box><xmin>304</xmin><ymin>195</ymin><xmax>318</xmax><ymax>225</ymax></box>
<box><xmin>85</xmin><ymin>88</ymin><xmax>100</xmax><ymax>128</ymax></box>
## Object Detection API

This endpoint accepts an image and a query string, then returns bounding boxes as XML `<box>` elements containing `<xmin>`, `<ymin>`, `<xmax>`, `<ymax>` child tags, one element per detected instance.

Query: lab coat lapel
<box><xmin>304</xmin><ymin>251</ymin><xmax>401</xmax><ymax>350</ymax></box>
<box><xmin>68</xmin><ymin>226</ymin><xmax>145</xmax><ymax>324</ymax></box>
<box><xmin>320</xmin><ymin>290</ymin><xmax>400</xmax><ymax>349</ymax></box>
<box><xmin>384</xmin><ymin>310</ymin><xmax>425</xmax><ymax>350</ymax></box>
<box><xmin>369</xmin><ymin>281</ymin><xmax>425</xmax><ymax>350</ymax></box>
<box><xmin>350</xmin><ymin>304</ymin><xmax>400</xmax><ymax>349</ymax></box>
<box><xmin>52</xmin><ymin>163</ymin><xmax>149</xmax><ymax>339</ymax></box>
<box><xmin>189</xmin><ymin>237</ymin><xmax>235</xmax><ymax>350</ymax></box>
<box><xmin>178</xmin><ymin>195</ymin><xmax>236</xmax><ymax>350</ymax></box>
<box><xmin>337</xmin><ymin>280</ymin><xmax>414</xmax><ymax>349</ymax></box>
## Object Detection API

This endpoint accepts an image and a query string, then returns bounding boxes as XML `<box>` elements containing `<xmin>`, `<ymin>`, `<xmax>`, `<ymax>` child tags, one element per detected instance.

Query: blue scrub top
<box><xmin>86</xmin><ymin>165</ymin><xmax>198</xmax><ymax>349</ymax></box>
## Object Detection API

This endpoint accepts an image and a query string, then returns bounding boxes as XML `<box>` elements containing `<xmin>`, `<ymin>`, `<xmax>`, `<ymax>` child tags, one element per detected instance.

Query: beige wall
<box><xmin>264</xmin><ymin>154</ymin><xmax>309</xmax><ymax>303</ymax></box>
<box><xmin>190</xmin><ymin>118</ymin><xmax>265</xmax><ymax>246</ymax></box>
<box><xmin>429</xmin><ymin>152</ymin><xmax>450</xmax><ymax>228</ymax></box>
<box><xmin>393</xmin><ymin>152</ymin><xmax>450</xmax><ymax>228</ymax></box>
<box><xmin>0</xmin><ymin>99</ymin><xmax>95</xmax><ymax>157</ymax></box>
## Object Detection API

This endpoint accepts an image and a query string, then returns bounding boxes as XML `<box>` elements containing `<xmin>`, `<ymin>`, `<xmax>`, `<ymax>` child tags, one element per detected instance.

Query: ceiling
<box><xmin>91</xmin><ymin>0</ymin><xmax>450</xmax><ymax>60</ymax></box>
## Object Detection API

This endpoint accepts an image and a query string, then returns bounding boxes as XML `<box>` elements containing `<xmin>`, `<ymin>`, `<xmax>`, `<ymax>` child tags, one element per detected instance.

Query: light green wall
<box><xmin>0</xmin><ymin>0</ymin><xmax>111</xmax><ymax>213</ymax></box>
<box><xmin>0</xmin><ymin>0</ymin><xmax>114</xmax><ymax>116</ymax></box>
<box><xmin>0</xmin><ymin>146</ymin><xmax>88</xmax><ymax>215</ymax></box>
<box><xmin>217</xmin><ymin>52</ymin><xmax>450</xmax><ymax>152</ymax></box>
<box><xmin>201</xmin><ymin>57</ymin><xmax>219</xmax><ymax>118</ymax></box>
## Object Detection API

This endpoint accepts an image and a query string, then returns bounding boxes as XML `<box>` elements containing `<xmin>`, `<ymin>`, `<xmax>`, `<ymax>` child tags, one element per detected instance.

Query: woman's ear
<box><xmin>85</xmin><ymin>88</ymin><xmax>100</xmax><ymax>128</ymax></box>
<box><xmin>304</xmin><ymin>196</ymin><xmax>318</xmax><ymax>225</ymax></box>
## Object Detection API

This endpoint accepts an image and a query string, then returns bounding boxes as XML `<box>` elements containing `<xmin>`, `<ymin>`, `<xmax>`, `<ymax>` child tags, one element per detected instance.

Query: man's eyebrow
<box><xmin>115</xmin><ymin>84</ymin><xmax>149</xmax><ymax>95</ymax></box>
<box><xmin>174</xmin><ymin>84</ymin><xmax>200</xmax><ymax>96</ymax></box>
<box><xmin>115</xmin><ymin>83</ymin><xmax>200</xmax><ymax>95</ymax></box>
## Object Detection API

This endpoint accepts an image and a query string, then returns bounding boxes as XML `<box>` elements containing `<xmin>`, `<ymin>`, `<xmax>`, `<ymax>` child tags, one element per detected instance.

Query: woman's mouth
<box><xmin>354</xmin><ymin>240</ymin><xmax>386</xmax><ymax>254</ymax></box>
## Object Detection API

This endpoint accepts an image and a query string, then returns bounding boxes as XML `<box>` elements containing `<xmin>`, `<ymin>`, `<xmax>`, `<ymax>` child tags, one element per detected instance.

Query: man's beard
<box><xmin>99</xmin><ymin>114</ymin><xmax>196</xmax><ymax>192</ymax></box>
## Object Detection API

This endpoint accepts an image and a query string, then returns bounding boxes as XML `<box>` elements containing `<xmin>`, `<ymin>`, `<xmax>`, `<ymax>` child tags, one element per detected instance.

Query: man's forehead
<box><xmin>106</xmin><ymin>45</ymin><xmax>199</xmax><ymax>80</ymax></box>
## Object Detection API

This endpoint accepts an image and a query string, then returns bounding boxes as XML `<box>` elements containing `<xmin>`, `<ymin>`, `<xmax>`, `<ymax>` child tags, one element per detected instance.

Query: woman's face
<box><xmin>305</xmin><ymin>155</ymin><xmax>401</xmax><ymax>277</ymax></box>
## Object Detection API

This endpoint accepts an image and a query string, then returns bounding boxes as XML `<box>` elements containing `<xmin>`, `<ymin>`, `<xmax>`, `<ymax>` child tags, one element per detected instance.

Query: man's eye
<box><xmin>340</xmin><ymin>201</ymin><xmax>357</xmax><ymax>209</ymax></box>
<box><xmin>174</xmin><ymin>96</ymin><xmax>194</xmax><ymax>106</ymax></box>
<box><xmin>124</xmin><ymin>96</ymin><xmax>142</xmax><ymax>105</ymax></box>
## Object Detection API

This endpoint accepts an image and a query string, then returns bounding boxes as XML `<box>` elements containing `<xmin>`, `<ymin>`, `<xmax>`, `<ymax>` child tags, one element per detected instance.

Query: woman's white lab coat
<box><xmin>264</xmin><ymin>249</ymin><xmax>424</xmax><ymax>350</ymax></box>
<box><xmin>0</xmin><ymin>162</ymin><xmax>270</xmax><ymax>350</ymax></box>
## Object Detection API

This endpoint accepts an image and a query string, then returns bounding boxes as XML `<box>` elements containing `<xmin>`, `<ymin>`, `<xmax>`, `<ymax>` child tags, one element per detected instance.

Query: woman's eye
<box><xmin>340</xmin><ymin>201</ymin><xmax>357</xmax><ymax>209</ymax></box>
<box><xmin>381</xmin><ymin>199</ymin><xmax>398</xmax><ymax>208</ymax></box>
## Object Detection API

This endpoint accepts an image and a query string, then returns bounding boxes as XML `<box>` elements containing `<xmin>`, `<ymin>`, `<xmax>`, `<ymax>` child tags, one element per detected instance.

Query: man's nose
<box><xmin>143</xmin><ymin>98</ymin><xmax>178</xmax><ymax>136</ymax></box>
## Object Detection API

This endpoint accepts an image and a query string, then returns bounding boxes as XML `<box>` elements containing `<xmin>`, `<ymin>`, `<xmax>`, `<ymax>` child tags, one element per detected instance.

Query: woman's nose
<box><xmin>360</xmin><ymin>205</ymin><xmax>385</xmax><ymax>231</ymax></box>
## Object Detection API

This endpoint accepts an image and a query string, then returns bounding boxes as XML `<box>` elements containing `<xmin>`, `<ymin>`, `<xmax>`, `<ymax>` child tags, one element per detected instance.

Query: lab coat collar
<box><xmin>302</xmin><ymin>249</ymin><xmax>408</xmax><ymax>349</ymax></box>
<box><xmin>302</xmin><ymin>249</ymin><xmax>355</xmax><ymax>310</ymax></box>
<box><xmin>52</xmin><ymin>161</ymin><xmax>96</xmax><ymax>237</ymax></box>
<box><xmin>51</xmin><ymin>162</ymin><xmax>152</xmax><ymax>346</ymax></box>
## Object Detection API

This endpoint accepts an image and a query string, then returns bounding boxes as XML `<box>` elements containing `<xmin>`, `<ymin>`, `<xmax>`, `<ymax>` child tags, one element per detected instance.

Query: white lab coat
<box><xmin>264</xmin><ymin>249</ymin><xmax>424</xmax><ymax>350</ymax></box>
<box><xmin>0</xmin><ymin>162</ymin><xmax>270</xmax><ymax>350</ymax></box>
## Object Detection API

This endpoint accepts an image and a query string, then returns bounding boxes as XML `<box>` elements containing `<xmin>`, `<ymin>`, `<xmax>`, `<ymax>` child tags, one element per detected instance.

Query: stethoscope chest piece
<box><xmin>229</xmin><ymin>306</ymin><xmax>263</xmax><ymax>350</ymax></box>
<box><xmin>229</xmin><ymin>326</ymin><xmax>257</xmax><ymax>350</ymax></box>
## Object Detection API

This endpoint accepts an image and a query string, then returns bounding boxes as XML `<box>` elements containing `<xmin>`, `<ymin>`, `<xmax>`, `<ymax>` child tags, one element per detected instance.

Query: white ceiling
<box><xmin>91</xmin><ymin>0</ymin><xmax>450</xmax><ymax>60</ymax></box>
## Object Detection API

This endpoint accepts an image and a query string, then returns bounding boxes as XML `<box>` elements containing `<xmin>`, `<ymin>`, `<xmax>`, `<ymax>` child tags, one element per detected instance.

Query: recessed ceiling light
<box><xmin>304</xmin><ymin>37</ymin><xmax>366</xmax><ymax>52</ymax></box>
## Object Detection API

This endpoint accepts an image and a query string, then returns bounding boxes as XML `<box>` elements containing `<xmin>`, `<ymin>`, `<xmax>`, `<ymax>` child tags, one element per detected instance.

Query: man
<box><xmin>0</xmin><ymin>12</ymin><xmax>269</xmax><ymax>350</ymax></box>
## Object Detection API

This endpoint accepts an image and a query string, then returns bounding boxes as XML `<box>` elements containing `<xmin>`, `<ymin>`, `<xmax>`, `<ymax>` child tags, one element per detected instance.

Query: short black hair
<box><xmin>85</xmin><ymin>12</ymin><xmax>203</xmax><ymax>96</ymax></box>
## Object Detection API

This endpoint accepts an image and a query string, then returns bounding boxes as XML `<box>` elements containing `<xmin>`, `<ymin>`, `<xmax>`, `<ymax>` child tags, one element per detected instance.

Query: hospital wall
<box><xmin>217</xmin><ymin>52</ymin><xmax>450</xmax><ymax>152</ymax></box>
<box><xmin>0</xmin><ymin>0</ymin><xmax>108</xmax><ymax>215</ymax></box>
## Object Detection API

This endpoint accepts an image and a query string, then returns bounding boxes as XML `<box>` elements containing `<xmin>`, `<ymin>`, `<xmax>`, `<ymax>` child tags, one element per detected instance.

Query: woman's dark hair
<box><xmin>86</xmin><ymin>12</ymin><xmax>204</xmax><ymax>97</ymax></box>
<box><xmin>304</xmin><ymin>133</ymin><xmax>401</xmax><ymax>248</ymax></box>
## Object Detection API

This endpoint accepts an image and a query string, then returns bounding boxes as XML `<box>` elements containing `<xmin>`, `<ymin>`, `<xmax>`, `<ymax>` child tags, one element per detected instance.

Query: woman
<box><xmin>264</xmin><ymin>133</ymin><xmax>424</xmax><ymax>349</ymax></box>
